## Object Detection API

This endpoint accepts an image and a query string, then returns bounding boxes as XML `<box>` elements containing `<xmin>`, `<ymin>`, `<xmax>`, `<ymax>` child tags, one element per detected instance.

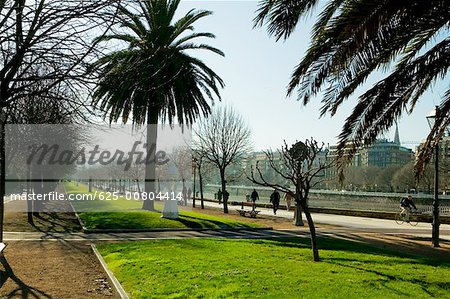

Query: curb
<box><xmin>91</xmin><ymin>244</ymin><xmax>129</xmax><ymax>299</ymax></box>
<box><xmin>62</xmin><ymin>184</ymin><xmax>89</xmax><ymax>232</ymax></box>
<box><xmin>70</xmin><ymin>204</ymin><xmax>89</xmax><ymax>232</ymax></box>
<box><xmin>307</xmin><ymin>207</ymin><xmax>450</xmax><ymax>224</ymax></box>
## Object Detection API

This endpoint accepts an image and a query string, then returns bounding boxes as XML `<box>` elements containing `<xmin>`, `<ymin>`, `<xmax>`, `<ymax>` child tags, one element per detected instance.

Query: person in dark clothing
<box><xmin>217</xmin><ymin>189</ymin><xmax>223</xmax><ymax>204</ymax></box>
<box><xmin>250</xmin><ymin>188</ymin><xmax>259</xmax><ymax>211</ymax></box>
<box><xmin>223</xmin><ymin>189</ymin><xmax>229</xmax><ymax>204</ymax></box>
<box><xmin>400</xmin><ymin>195</ymin><xmax>417</xmax><ymax>222</ymax></box>
<box><xmin>400</xmin><ymin>195</ymin><xmax>417</xmax><ymax>210</ymax></box>
<box><xmin>270</xmin><ymin>189</ymin><xmax>281</xmax><ymax>215</ymax></box>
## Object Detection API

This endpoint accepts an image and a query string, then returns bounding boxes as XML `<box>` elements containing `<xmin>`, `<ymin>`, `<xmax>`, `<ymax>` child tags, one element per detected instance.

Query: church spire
<box><xmin>394</xmin><ymin>122</ymin><xmax>400</xmax><ymax>145</ymax></box>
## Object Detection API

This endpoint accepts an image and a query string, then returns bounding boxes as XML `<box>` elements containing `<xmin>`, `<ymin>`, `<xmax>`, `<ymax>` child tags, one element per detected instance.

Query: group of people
<box><xmin>250</xmin><ymin>188</ymin><xmax>294</xmax><ymax>215</ymax></box>
<box><xmin>216</xmin><ymin>189</ymin><xmax>229</xmax><ymax>204</ymax></box>
<box><xmin>218</xmin><ymin>187</ymin><xmax>419</xmax><ymax>219</ymax></box>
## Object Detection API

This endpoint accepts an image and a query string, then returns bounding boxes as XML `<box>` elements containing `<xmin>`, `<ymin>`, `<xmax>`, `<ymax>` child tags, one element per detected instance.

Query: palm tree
<box><xmin>254</xmin><ymin>0</ymin><xmax>450</xmax><ymax>174</ymax></box>
<box><xmin>92</xmin><ymin>0</ymin><xmax>224</xmax><ymax>210</ymax></box>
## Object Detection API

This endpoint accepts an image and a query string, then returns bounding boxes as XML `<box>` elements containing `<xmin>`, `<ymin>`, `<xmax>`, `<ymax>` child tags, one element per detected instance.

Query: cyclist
<box><xmin>400</xmin><ymin>195</ymin><xmax>417</xmax><ymax>222</ymax></box>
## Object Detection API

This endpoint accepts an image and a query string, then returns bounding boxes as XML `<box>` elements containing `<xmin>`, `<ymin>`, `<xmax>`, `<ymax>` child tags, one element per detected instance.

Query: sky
<box><xmin>175</xmin><ymin>1</ymin><xmax>448</xmax><ymax>151</ymax></box>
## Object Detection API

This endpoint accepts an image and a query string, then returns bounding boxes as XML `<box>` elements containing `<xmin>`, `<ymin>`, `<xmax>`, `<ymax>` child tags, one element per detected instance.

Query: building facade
<box><xmin>359</xmin><ymin>139</ymin><xmax>414</xmax><ymax>167</ymax></box>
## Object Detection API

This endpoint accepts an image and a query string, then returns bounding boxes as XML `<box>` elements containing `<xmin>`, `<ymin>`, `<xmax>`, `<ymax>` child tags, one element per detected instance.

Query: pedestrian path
<box><xmin>3</xmin><ymin>229</ymin><xmax>308</xmax><ymax>242</ymax></box>
<box><xmin>201</xmin><ymin>200</ymin><xmax>450</xmax><ymax>240</ymax></box>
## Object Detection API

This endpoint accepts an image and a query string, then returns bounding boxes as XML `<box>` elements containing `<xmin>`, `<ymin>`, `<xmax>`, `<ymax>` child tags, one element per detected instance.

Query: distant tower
<box><xmin>394</xmin><ymin>122</ymin><xmax>400</xmax><ymax>145</ymax></box>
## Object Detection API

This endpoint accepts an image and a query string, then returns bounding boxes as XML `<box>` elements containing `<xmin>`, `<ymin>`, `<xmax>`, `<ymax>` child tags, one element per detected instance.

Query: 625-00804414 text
<box><xmin>9</xmin><ymin>191</ymin><xmax>183</xmax><ymax>201</ymax></box>
<box><xmin>125</xmin><ymin>191</ymin><xmax>183</xmax><ymax>201</ymax></box>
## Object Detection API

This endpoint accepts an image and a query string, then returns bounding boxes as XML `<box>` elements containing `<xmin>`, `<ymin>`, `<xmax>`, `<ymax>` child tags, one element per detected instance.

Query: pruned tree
<box><xmin>249</xmin><ymin>138</ymin><xmax>331</xmax><ymax>261</ymax></box>
<box><xmin>194</xmin><ymin>106</ymin><xmax>252</xmax><ymax>213</ymax></box>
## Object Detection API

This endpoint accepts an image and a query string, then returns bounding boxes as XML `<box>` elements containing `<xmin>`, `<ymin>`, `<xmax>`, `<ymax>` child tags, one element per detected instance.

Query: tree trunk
<box><xmin>193</xmin><ymin>166</ymin><xmax>196</xmax><ymax>208</ymax></box>
<box><xmin>143</xmin><ymin>108</ymin><xmax>158</xmax><ymax>211</ymax></box>
<box><xmin>199</xmin><ymin>170</ymin><xmax>204</xmax><ymax>209</ymax></box>
<box><xmin>293</xmin><ymin>202</ymin><xmax>304</xmax><ymax>226</ymax></box>
<box><xmin>302</xmin><ymin>202</ymin><xmax>320</xmax><ymax>262</ymax></box>
<box><xmin>220</xmin><ymin>168</ymin><xmax>228</xmax><ymax>213</ymax></box>
<box><xmin>88</xmin><ymin>177</ymin><xmax>92</xmax><ymax>192</ymax></box>
<box><xmin>182</xmin><ymin>179</ymin><xmax>187</xmax><ymax>206</ymax></box>
<box><xmin>27</xmin><ymin>165</ymin><xmax>33</xmax><ymax>225</ymax></box>
<box><xmin>0</xmin><ymin>115</ymin><xmax>5</xmax><ymax>242</ymax></box>
<box><xmin>136</xmin><ymin>179</ymin><xmax>141</xmax><ymax>194</ymax></box>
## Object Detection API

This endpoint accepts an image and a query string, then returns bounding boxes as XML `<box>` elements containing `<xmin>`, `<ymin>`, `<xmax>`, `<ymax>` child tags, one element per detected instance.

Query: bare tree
<box><xmin>194</xmin><ymin>106</ymin><xmax>252</xmax><ymax>213</ymax></box>
<box><xmin>0</xmin><ymin>1</ymin><xmax>118</xmax><ymax>107</ymax></box>
<box><xmin>192</xmin><ymin>148</ymin><xmax>208</xmax><ymax>209</ymax></box>
<box><xmin>0</xmin><ymin>0</ymin><xmax>119</xmax><ymax>242</ymax></box>
<box><xmin>249</xmin><ymin>138</ymin><xmax>331</xmax><ymax>262</ymax></box>
<box><xmin>170</xmin><ymin>147</ymin><xmax>192</xmax><ymax>206</ymax></box>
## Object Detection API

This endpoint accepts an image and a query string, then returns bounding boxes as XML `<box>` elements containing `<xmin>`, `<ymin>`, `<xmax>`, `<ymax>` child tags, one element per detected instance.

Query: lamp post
<box><xmin>426</xmin><ymin>106</ymin><xmax>440</xmax><ymax>247</ymax></box>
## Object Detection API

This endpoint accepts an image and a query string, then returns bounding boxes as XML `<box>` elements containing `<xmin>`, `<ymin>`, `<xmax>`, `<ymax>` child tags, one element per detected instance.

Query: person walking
<box><xmin>217</xmin><ymin>189</ymin><xmax>223</xmax><ymax>204</ymax></box>
<box><xmin>270</xmin><ymin>189</ymin><xmax>280</xmax><ymax>215</ymax></box>
<box><xmin>250</xmin><ymin>188</ymin><xmax>259</xmax><ymax>211</ymax></box>
<box><xmin>223</xmin><ymin>189</ymin><xmax>230</xmax><ymax>205</ymax></box>
<box><xmin>283</xmin><ymin>192</ymin><xmax>293</xmax><ymax>211</ymax></box>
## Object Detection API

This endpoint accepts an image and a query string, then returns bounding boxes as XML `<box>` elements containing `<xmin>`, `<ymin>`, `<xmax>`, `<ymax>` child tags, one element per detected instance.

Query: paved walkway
<box><xmin>202</xmin><ymin>200</ymin><xmax>450</xmax><ymax>241</ymax></box>
<box><xmin>3</xmin><ymin>199</ymin><xmax>450</xmax><ymax>242</ymax></box>
<box><xmin>3</xmin><ymin>229</ymin><xmax>310</xmax><ymax>241</ymax></box>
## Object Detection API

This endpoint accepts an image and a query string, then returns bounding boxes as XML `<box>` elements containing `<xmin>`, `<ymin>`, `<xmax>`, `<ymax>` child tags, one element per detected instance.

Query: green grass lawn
<box><xmin>65</xmin><ymin>182</ymin><xmax>261</xmax><ymax>230</ymax></box>
<box><xmin>97</xmin><ymin>238</ymin><xmax>450</xmax><ymax>299</ymax></box>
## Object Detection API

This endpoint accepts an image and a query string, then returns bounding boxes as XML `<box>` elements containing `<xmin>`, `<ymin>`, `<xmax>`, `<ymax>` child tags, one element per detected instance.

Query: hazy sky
<box><xmin>177</xmin><ymin>1</ymin><xmax>448</xmax><ymax>151</ymax></box>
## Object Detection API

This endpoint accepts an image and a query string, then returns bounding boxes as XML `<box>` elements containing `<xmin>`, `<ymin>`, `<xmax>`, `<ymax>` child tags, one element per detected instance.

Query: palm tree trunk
<box><xmin>142</xmin><ymin>107</ymin><xmax>158</xmax><ymax>211</ymax></box>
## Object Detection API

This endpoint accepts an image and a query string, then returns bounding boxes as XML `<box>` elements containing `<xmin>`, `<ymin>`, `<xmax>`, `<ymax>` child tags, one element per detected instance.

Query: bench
<box><xmin>236</xmin><ymin>201</ymin><xmax>261</xmax><ymax>218</ymax></box>
<box><xmin>236</xmin><ymin>209</ymin><xmax>260</xmax><ymax>218</ymax></box>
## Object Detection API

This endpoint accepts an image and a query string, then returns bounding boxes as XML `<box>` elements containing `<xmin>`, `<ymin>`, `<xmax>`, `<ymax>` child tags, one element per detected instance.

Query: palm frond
<box><xmin>91</xmin><ymin>0</ymin><xmax>224</xmax><ymax>127</ymax></box>
<box><xmin>254</xmin><ymin>0</ymin><xmax>320</xmax><ymax>41</ymax></box>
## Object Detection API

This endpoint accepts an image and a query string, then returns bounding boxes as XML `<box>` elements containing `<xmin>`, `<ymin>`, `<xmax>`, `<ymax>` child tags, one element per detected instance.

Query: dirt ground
<box><xmin>4</xmin><ymin>198</ymin><xmax>81</xmax><ymax>233</ymax></box>
<box><xmin>2</xmin><ymin>200</ymin><xmax>109</xmax><ymax>298</ymax></box>
<box><xmin>0</xmin><ymin>241</ymin><xmax>112</xmax><ymax>298</ymax></box>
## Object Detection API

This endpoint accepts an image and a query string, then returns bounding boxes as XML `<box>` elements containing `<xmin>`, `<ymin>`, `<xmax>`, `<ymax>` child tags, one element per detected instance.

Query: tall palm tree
<box><xmin>92</xmin><ymin>0</ymin><xmax>224</xmax><ymax>210</ymax></box>
<box><xmin>254</xmin><ymin>0</ymin><xmax>450</xmax><ymax>174</ymax></box>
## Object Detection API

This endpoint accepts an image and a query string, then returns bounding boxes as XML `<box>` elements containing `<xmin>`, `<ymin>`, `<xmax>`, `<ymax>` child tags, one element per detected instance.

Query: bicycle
<box><xmin>395</xmin><ymin>208</ymin><xmax>419</xmax><ymax>226</ymax></box>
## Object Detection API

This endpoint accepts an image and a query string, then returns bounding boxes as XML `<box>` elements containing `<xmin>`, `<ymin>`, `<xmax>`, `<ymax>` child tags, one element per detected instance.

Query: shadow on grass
<box><xmin>267</xmin><ymin>234</ymin><xmax>449</xmax><ymax>263</ymax></box>
<box><xmin>0</xmin><ymin>255</ymin><xmax>52</xmax><ymax>299</ymax></box>
<box><xmin>325</xmin><ymin>252</ymin><xmax>450</xmax><ymax>298</ymax></box>
<box><xmin>258</xmin><ymin>236</ymin><xmax>450</xmax><ymax>297</ymax></box>
<box><xmin>177</xmin><ymin>215</ymin><xmax>254</xmax><ymax>229</ymax></box>
<box><xmin>78</xmin><ymin>210</ymin><xmax>256</xmax><ymax>230</ymax></box>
